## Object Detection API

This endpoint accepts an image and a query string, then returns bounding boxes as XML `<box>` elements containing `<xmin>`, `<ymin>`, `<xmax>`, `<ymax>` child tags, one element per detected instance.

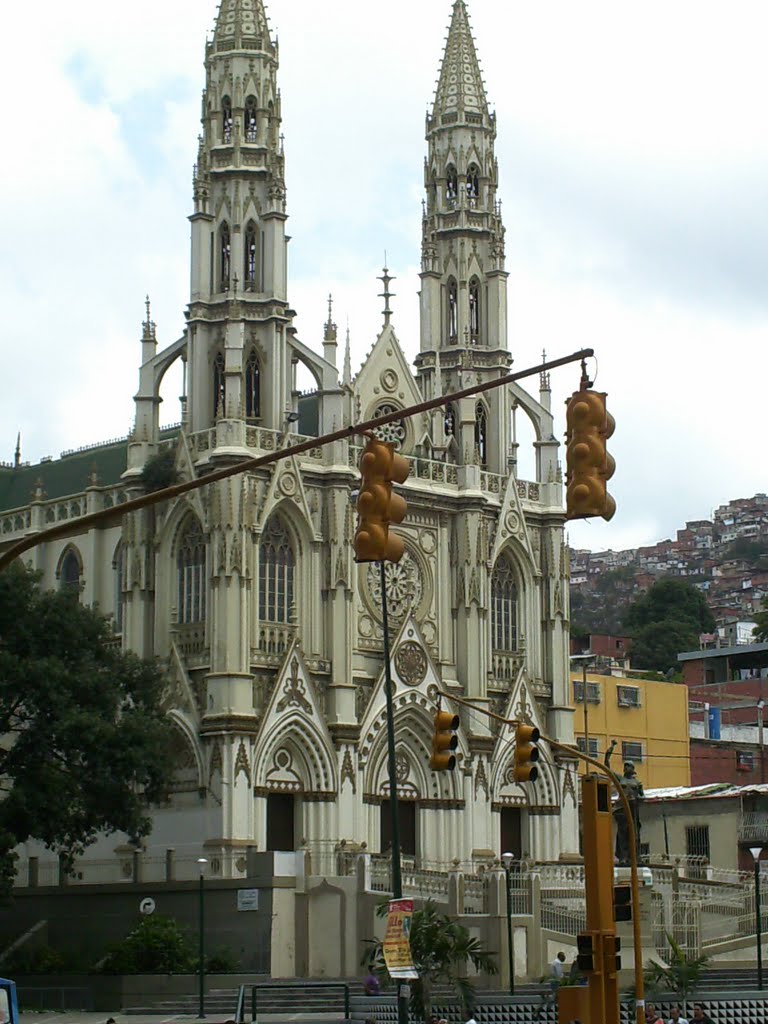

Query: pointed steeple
<box><xmin>343</xmin><ymin>323</ymin><xmax>352</xmax><ymax>386</ymax></box>
<box><xmin>432</xmin><ymin>1</ymin><xmax>489</xmax><ymax>123</ymax></box>
<box><xmin>213</xmin><ymin>0</ymin><xmax>274</xmax><ymax>53</ymax></box>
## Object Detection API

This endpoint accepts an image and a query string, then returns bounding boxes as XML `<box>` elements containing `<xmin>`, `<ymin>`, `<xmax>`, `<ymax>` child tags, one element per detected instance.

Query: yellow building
<box><xmin>571</xmin><ymin>673</ymin><xmax>690</xmax><ymax>789</ymax></box>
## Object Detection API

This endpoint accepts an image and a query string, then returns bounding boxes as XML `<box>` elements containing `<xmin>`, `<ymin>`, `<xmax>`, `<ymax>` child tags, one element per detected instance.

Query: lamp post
<box><xmin>501</xmin><ymin>851</ymin><xmax>516</xmax><ymax>996</ymax></box>
<box><xmin>197</xmin><ymin>857</ymin><xmax>208</xmax><ymax>1018</ymax></box>
<box><xmin>750</xmin><ymin>847</ymin><xmax>763</xmax><ymax>990</ymax></box>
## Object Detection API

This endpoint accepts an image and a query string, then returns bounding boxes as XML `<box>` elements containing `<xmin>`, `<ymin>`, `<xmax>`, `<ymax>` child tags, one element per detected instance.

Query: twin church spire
<box><xmin>432</xmin><ymin>0</ymin><xmax>490</xmax><ymax>125</ymax></box>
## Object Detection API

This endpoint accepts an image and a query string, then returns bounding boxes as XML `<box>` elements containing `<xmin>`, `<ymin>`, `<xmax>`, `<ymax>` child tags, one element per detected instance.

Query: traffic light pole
<box><xmin>380</xmin><ymin>560</ymin><xmax>409</xmax><ymax>1024</ymax></box>
<box><xmin>437</xmin><ymin>689</ymin><xmax>645</xmax><ymax>1024</ymax></box>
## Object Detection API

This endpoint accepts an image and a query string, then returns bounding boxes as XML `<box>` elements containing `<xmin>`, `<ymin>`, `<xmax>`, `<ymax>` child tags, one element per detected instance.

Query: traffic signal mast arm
<box><xmin>0</xmin><ymin>348</ymin><xmax>594</xmax><ymax>573</ymax></box>
<box><xmin>434</xmin><ymin>688</ymin><xmax>645</xmax><ymax>1024</ymax></box>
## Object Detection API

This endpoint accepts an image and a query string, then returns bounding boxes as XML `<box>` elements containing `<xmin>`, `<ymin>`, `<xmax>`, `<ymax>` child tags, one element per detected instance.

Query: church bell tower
<box><xmin>416</xmin><ymin>0</ymin><xmax>512</xmax><ymax>474</ymax></box>
<box><xmin>187</xmin><ymin>0</ymin><xmax>292</xmax><ymax>440</ymax></box>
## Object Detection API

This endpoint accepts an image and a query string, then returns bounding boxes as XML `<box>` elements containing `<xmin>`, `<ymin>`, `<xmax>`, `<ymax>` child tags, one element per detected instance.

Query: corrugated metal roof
<box><xmin>644</xmin><ymin>782</ymin><xmax>768</xmax><ymax>802</ymax></box>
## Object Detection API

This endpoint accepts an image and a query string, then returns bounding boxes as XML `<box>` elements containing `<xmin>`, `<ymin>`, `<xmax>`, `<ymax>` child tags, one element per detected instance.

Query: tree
<box><xmin>0</xmin><ymin>564</ymin><xmax>175</xmax><ymax>893</ymax></box>
<box><xmin>363</xmin><ymin>900</ymin><xmax>498</xmax><ymax>1020</ymax></box>
<box><xmin>623</xmin><ymin>578</ymin><xmax>716</xmax><ymax>674</ymax></box>
<box><xmin>753</xmin><ymin>595</ymin><xmax>768</xmax><ymax>642</ymax></box>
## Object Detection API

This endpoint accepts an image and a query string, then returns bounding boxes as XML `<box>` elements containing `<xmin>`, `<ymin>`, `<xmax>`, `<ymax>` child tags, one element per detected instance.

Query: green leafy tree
<box><xmin>623</xmin><ymin>578</ymin><xmax>715</xmax><ymax>673</ymax></box>
<box><xmin>363</xmin><ymin>900</ymin><xmax>498</xmax><ymax>1020</ymax></box>
<box><xmin>753</xmin><ymin>595</ymin><xmax>768</xmax><ymax>642</ymax></box>
<box><xmin>0</xmin><ymin>564</ymin><xmax>175</xmax><ymax>892</ymax></box>
<box><xmin>100</xmin><ymin>915</ymin><xmax>196</xmax><ymax>974</ymax></box>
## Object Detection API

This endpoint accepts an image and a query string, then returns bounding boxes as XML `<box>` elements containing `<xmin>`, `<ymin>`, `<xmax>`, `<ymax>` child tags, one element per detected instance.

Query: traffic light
<box><xmin>354</xmin><ymin>438</ymin><xmax>410</xmax><ymax>563</ymax></box>
<box><xmin>565</xmin><ymin>388</ymin><xmax>615</xmax><ymax>522</ymax></box>
<box><xmin>613</xmin><ymin>883</ymin><xmax>632</xmax><ymax>923</ymax></box>
<box><xmin>576</xmin><ymin>932</ymin><xmax>596</xmax><ymax>973</ymax></box>
<box><xmin>430</xmin><ymin>709</ymin><xmax>459</xmax><ymax>771</ymax></box>
<box><xmin>604</xmin><ymin>933</ymin><xmax>622</xmax><ymax>973</ymax></box>
<box><xmin>513</xmin><ymin>724</ymin><xmax>540</xmax><ymax>783</ymax></box>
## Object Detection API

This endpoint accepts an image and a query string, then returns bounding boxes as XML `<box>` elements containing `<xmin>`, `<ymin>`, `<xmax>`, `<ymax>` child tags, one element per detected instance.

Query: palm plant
<box><xmin>642</xmin><ymin>932</ymin><xmax>710</xmax><ymax>1016</ymax></box>
<box><xmin>363</xmin><ymin>899</ymin><xmax>498</xmax><ymax>1021</ymax></box>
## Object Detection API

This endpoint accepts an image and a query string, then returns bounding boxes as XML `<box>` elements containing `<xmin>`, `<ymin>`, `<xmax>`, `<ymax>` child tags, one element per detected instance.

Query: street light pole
<box><xmin>501</xmin><ymin>852</ymin><xmax>516</xmax><ymax>995</ymax></box>
<box><xmin>197</xmin><ymin>857</ymin><xmax>208</xmax><ymax>1018</ymax></box>
<box><xmin>750</xmin><ymin>847</ymin><xmax>763</xmax><ymax>990</ymax></box>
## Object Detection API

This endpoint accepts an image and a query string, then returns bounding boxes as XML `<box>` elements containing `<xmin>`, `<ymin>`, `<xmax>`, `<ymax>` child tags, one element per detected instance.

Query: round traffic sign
<box><xmin>139</xmin><ymin>897</ymin><xmax>156</xmax><ymax>915</ymax></box>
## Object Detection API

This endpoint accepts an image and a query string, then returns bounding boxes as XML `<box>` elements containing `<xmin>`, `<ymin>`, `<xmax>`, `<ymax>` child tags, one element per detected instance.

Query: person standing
<box><xmin>550</xmin><ymin>950</ymin><xmax>566</xmax><ymax>988</ymax></box>
<box><xmin>668</xmin><ymin>1007</ymin><xmax>689</xmax><ymax>1024</ymax></box>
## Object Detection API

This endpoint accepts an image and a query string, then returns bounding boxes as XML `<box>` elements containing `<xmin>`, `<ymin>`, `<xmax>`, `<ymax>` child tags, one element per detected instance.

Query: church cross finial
<box><xmin>378</xmin><ymin>258</ymin><xmax>396</xmax><ymax>327</ymax></box>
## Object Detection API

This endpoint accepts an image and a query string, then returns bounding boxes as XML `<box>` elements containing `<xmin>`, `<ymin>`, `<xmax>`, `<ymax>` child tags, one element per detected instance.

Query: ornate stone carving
<box><xmin>365</xmin><ymin>551</ymin><xmax>423</xmax><ymax>626</ymax></box>
<box><xmin>235</xmin><ymin>740</ymin><xmax>251</xmax><ymax>784</ymax></box>
<box><xmin>395</xmin><ymin>752</ymin><xmax>410</xmax><ymax>784</ymax></box>
<box><xmin>341</xmin><ymin>747</ymin><xmax>356</xmax><ymax>793</ymax></box>
<box><xmin>395</xmin><ymin>641</ymin><xmax>428</xmax><ymax>687</ymax></box>
<box><xmin>276</xmin><ymin>656</ymin><xmax>313</xmax><ymax>715</ymax></box>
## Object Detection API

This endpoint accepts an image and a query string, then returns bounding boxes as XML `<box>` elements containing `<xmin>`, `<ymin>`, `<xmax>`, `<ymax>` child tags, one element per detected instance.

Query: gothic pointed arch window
<box><xmin>245</xmin><ymin>95</ymin><xmax>258</xmax><ymax>142</ymax></box>
<box><xmin>245</xmin><ymin>347</ymin><xmax>261</xmax><ymax>420</ymax></box>
<box><xmin>446</xmin><ymin>165</ymin><xmax>458</xmax><ymax>204</ymax></box>
<box><xmin>469</xmin><ymin>278</ymin><xmax>481</xmax><ymax>343</ymax></box>
<box><xmin>219</xmin><ymin>222</ymin><xmax>231</xmax><ymax>291</ymax></box>
<box><xmin>113</xmin><ymin>541</ymin><xmax>126</xmax><ymax>634</ymax></box>
<box><xmin>244</xmin><ymin>221</ymin><xmax>258</xmax><ymax>290</ymax></box>
<box><xmin>447</xmin><ymin>278</ymin><xmax>458</xmax><ymax>343</ymax></box>
<box><xmin>59</xmin><ymin>546</ymin><xmax>82</xmax><ymax>599</ymax></box>
<box><xmin>474</xmin><ymin>402</ymin><xmax>488</xmax><ymax>467</ymax></box>
<box><xmin>222</xmin><ymin>96</ymin><xmax>233</xmax><ymax>143</ymax></box>
<box><xmin>444</xmin><ymin>404</ymin><xmax>456</xmax><ymax>438</ymax></box>
<box><xmin>177</xmin><ymin>518</ymin><xmax>206</xmax><ymax>625</ymax></box>
<box><xmin>213</xmin><ymin>351</ymin><xmax>225</xmax><ymax>419</ymax></box>
<box><xmin>467</xmin><ymin>163</ymin><xmax>480</xmax><ymax>203</ymax></box>
<box><xmin>492</xmin><ymin>554</ymin><xmax>518</xmax><ymax>653</ymax></box>
<box><xmin>259</xmin><ymin>517</ymin><xmax>295</xmax><ymax>624</ymax></box>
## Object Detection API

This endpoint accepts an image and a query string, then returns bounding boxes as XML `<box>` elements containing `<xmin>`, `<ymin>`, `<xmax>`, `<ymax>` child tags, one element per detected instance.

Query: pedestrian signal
<box><xmin>576</xmin><ymin>932</ymin><xmax>596</xmax><ymax>974</ymax></box>
<box><xmin>614</xmin><ymin>883</ymin><xmax>632</xmax><ymax>923</ymax></box>
<box><xmin>604</xmin><ymin>933</ymin><xmax>622</xmax><ymax>973</ymax></box>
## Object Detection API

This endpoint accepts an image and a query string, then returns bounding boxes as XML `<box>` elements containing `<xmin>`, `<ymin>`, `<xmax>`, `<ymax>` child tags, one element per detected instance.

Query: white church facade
<box><xmin>3</xmin><ymin>0</ymin><xmax>579</xmax><ymax>885</ymax></box>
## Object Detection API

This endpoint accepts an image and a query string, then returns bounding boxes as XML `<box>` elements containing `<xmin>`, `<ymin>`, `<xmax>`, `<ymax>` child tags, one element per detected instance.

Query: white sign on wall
<box><xmin>139</xmin><ymin>897</ymin><xmax>156</xmax><ymax>915</ymax></box>
<box><xmin>237</xmin><ymin>888</ymin><xmax>260</xmax><ymax>912</ymax></box>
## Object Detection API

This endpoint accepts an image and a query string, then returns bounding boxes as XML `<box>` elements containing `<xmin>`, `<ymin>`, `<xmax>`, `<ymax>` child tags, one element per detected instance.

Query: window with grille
<box><xmin>491</xmin><ymin>555</ymin><xmax>517</xmax><ymax>653</ymax></box>
<box><xmin>736</xmin><ymin>750</ymin><xmax>755</xmax><ymax>772</ymax></box>
<box><xmin>177</xmin><ymin>519</ymin><xmax>206</xmax><ymax>624</ymax></box>
<box><xmin>577</xmin><ymin>737</ymin><xmax>599</xmax><ymax>757</ymax></box>
<box><xmin>617</xmin><ymin>685</ymin><xmax>641</xmax><ymax>708</ymax></box>
<box><xmin>686</xmin><ymin>825</ymin><xmax>710</xmax><ymax>861</ymax></box>
<box><xmin>621</xmin><ymin>741</ymin><xmax>643</xmax><ymax>763</ymax></box>
<box><xmin>259</xmin><ymin>517</ymin><xmax>295</xmax><ymax>623</ymax></box>
<box><xmin>573</xmin><ymin>681</ymin><xmax>602</xmax><ymax>704</ymax></box>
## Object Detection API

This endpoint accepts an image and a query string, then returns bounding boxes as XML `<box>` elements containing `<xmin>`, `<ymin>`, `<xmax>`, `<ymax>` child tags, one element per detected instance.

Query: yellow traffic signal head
<box><xmin>354</xmin><ymin>439</ymin><xmax>411</xmax><ymax>563</ymax></box>
<box><xmin>514</xmin><ymin>722</ymin><xmax>540</xmax><ymax>783</ymax></box>
<box><xmin>565</xmin><ymin>389</ymin><xmax>616</xmax><ymax>522</ymax></box>
<box><xmin>430</xmin><ymin>709</ymin><xmax>459</xmax><ymax>772</ymax></box>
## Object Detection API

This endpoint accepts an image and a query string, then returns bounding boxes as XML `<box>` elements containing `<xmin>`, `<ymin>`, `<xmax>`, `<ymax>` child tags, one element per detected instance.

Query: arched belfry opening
<box><xmin>222</xmin><ymin>96</ymin><xmax>233</xmax><ymax>143</ymax></box>
<box><xmin>245</xmin><ymin>95</ymin><xmax>258</xmax><ymax>142</ymax></box>
<box><xmin>244</xmin><ymin>221</ymin><xmax>258</xmax><ymax>290</ymax></box>
<box><xmin>447</xmin><ymin>278</ymin><xmax>458</xmax><ymax>344</ymax></box>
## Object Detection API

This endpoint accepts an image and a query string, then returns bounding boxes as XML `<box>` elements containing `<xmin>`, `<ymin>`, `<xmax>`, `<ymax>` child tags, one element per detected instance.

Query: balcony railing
<box><xmin>739</xmin><ymin>812</ymin><xmax>768</xmax><ymax>844</ymax></box>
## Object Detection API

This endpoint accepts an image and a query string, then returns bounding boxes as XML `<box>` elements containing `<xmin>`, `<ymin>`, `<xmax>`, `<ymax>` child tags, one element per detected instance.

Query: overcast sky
<box><xmin>1</xmin><ymin>0</ymin><xmax>767</xmax><ymax>552</ymax></box>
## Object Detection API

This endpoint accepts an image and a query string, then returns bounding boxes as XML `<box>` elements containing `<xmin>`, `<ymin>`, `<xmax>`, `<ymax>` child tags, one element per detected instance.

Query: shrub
<box><xmin>100</xmin><ymin>915</ymin><xmax>196</xmax><ymax>975</ymax></box>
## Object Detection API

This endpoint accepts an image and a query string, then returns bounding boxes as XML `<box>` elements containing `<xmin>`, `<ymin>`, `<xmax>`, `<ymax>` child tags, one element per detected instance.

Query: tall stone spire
<box><xmin>432</xmin><ymin>1</ymin><xmax>490</xmax><ymax>124</ymax></box>
<box><xmin>212</xmin><ymin>0</ymin><xmax>274</xmax><ymax>53</ymax></box>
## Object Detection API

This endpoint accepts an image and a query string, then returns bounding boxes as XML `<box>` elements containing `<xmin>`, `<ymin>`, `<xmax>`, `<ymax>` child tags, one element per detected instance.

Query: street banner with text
<box><xmin>383</xmin><ymin>898</ymin><xmax>418</xmax><ymax>980</ymax></box>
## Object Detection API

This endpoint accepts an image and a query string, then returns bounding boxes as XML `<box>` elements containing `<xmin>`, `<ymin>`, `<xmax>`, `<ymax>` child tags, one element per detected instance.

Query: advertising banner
<box><xmin>382</xmin><ymin>898</ymin><xmax>418</xmax><ymax>980</ymax></box>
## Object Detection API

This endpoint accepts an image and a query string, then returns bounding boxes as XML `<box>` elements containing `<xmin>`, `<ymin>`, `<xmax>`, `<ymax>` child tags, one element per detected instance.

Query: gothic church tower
<box><xmin>416</xmin><ymin>0</ymin><xmax>511</xmax><ymax>475</ymax></box>
<box><xmin>187</xmin><ymin>0</ymin><xmax>291</xmax><ymax>438</ymax></box>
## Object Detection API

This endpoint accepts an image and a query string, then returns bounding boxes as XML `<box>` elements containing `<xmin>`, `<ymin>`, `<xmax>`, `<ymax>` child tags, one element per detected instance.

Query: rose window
<box><xmin>372</xmin><ymin>403</ymin><xmax>407</xmax><ymax>450</ymax></box>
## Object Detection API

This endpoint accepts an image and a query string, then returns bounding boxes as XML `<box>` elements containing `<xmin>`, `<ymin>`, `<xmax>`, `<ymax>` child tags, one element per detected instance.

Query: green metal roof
<box><xmin>0</xmin><ymin>427</ymin><xmax>179</xmax><ymax>513</ymax></box>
